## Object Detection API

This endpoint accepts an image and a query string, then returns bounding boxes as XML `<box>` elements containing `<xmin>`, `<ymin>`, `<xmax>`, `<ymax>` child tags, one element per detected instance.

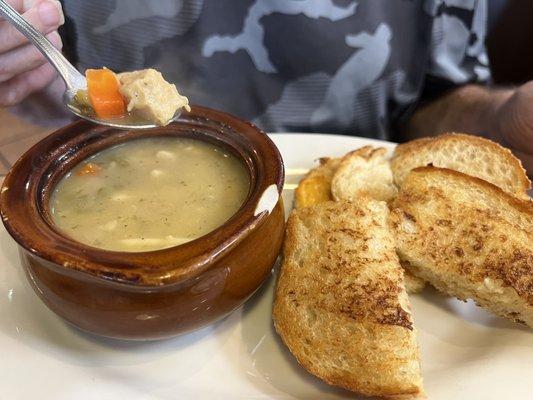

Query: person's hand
<box><xmin>494</xmin><ymin>81</ymin><xmax>533</xmax><ymax>176</ymax></box>
<box><xmin>0</xmin><ymin>0</ymin><xmax>64</xmax><ymax>107</ymax></box>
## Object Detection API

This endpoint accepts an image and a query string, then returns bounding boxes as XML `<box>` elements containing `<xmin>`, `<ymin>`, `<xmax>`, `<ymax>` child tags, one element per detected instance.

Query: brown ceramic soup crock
<box><xmin>0</xmin><ymin>106</ymin><xmax>285</xmax><ymax>340</ymax></box>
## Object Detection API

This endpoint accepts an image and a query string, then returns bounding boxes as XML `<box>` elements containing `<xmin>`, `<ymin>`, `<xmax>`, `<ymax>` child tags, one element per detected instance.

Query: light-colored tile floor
<box><xmin>0</xmin><ymin>108</ymin><xmax>55</xmax><ymax>174</ymax></box>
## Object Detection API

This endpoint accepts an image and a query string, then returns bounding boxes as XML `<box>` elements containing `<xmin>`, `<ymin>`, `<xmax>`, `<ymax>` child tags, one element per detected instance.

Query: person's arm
<box><xmin>406</xmin><ymin>82</ymin><xmax>533</xmax><ymax>174</ymax></box>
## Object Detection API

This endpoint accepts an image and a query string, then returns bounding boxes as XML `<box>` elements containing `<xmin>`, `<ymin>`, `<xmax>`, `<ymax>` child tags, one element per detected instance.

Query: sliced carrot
<box><xmin>77</xmin><ymin>163</ymin><xmax>102</xmax><ymax>176</ymax></box>
<box><xmin>86</xmin><ymin>68</ymin><xmax>126</xmax><ymax>118</ymax></box>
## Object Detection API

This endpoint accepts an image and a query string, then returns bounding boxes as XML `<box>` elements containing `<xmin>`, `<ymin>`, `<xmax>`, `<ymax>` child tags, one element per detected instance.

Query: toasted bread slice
<box><xmin>391</xmin><ymin>166</ymin><xmax>533</xmax><ymax>327</ymax></box>
<box><xmin>391</xmin><ymin>133</ymin><xmax>531</xmax><ymax>199</ymax></box>
<box><xmin>331</xmin><ymin>146</ymin><xmax>397</xmax><ymax>203</ymax></box>
<box><xmin>274</xmin><ymin>200</ymin><xmax>423</xmax><ymax>398</ymax></box>
<box><xmin>294</xmin><ymin>157</ymin><xmax>341</xmax><ymax>209</ymax></box>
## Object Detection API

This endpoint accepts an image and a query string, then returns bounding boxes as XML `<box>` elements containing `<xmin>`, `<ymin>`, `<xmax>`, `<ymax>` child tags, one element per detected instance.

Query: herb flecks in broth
<box><xmin>50</xmin><ymin>137</ymin><xmax>249</xmax><ymax>252</ymax></box>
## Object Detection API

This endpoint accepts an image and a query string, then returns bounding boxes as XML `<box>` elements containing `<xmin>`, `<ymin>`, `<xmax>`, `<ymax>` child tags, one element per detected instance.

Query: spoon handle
<box><xmin>0</xmin><ymin>0</ymin><xmax>85</xmax><ymax>92</ymax></box>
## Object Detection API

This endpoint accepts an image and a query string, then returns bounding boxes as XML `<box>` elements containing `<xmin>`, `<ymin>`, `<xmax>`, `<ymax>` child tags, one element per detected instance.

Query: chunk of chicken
<box><xmin>117</xmin><ymin>69</ymin><xmax>191</xmax><ymax>126</ymax></box>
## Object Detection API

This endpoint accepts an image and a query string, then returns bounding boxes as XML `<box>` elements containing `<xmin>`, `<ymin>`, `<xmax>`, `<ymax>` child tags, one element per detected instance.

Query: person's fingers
<box><xmin>0</xmin><ymin>0</ymin><xmax>64</xmax><ymax>53</ymax></box>
<box><xmin>0</xmin><ymin>31</ymin><xmax>61</xmax><ymax>83</ymax></box>
<box><xmin>0</xmin><ymin>63</ymin><xmax>57</xmax><ymax>107</ymax></box>
<box><xmin>4</xmin><ymin>0</ymin><xmax>25</xmax><ymax>13</ymax></box>
<box><xmin>5</xmin><ymin>1</ymin><xmax>52</xmax><ymax>13</ymax></box>
<box><xmin>9</xmin><ymin>0</ymin><xmax>45</xmax><ymax>13</ymax></box>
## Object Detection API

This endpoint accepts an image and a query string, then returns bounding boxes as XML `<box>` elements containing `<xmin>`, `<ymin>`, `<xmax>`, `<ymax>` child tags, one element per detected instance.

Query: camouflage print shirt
<box><xmin>61</xmin><ymin>0</ymin><xmax>490</xmax><ymax>139</ymax></box>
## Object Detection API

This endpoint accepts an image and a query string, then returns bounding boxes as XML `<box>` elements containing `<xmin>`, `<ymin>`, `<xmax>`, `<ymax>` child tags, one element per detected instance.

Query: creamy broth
<box><xmin>50</xmin><ymin>137</ymin><xmax>249</xmax><ymax>252</ymax></box>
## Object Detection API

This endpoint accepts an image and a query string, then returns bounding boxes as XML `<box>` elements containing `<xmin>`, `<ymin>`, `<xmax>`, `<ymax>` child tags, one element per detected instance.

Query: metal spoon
<box><xmin>0</xmin><ymin>0</ymin><xmax>180</xmax><ymax>129</ymax></box>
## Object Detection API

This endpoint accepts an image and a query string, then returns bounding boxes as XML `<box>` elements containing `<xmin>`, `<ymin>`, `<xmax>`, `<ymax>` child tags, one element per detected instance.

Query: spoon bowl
<box><xmin>64</xmin><ymin>90</ymin><xmax>182</xmax><ymax>130</ymax></box>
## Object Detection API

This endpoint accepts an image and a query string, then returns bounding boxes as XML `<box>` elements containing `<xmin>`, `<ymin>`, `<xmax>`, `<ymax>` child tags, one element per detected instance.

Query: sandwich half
<box><xmin>274</xmin><ymin>199</ymin><xmax>423</xmax><ymax>398</ymax></box>
<box><xmin>392</xmin><ymin>166</ymin><xmax>533</xmax><ymax>327</ymax></box>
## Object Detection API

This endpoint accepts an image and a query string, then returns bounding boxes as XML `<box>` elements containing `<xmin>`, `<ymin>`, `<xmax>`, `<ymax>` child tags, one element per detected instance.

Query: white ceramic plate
<box><xmin>0</xmin><ymin>134</ymin><xmax>531</xmax><ymax>400</ymax></box>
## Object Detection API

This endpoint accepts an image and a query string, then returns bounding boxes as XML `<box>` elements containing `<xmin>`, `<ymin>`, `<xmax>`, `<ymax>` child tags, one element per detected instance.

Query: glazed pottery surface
<box><xmin>0</xmin><ymin>106</ymin><xmax>285</xmax><ymax>339</ymax></box>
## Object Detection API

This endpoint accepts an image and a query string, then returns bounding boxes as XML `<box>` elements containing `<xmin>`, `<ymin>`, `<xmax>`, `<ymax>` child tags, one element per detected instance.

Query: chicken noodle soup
<box><xmin>50</xmin><ymin>137</ymin><xmax>249</xmax><ymax>252</ymax></box>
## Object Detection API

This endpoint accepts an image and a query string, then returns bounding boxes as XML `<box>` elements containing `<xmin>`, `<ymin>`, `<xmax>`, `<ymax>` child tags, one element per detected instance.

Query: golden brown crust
<box><xmin>294</xmin><ymin>157</ymin><xmax>341</xmax><ymax>208</ymax></box>
<box><xmin>391</xmin><ymin>132</ymin><xmax>531</xmax><ymax>197</ymax></box>
<box><xmin>274</xmin><ymin>200</ymin><xmax>423</xmax><ymax>397</ymax></box>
